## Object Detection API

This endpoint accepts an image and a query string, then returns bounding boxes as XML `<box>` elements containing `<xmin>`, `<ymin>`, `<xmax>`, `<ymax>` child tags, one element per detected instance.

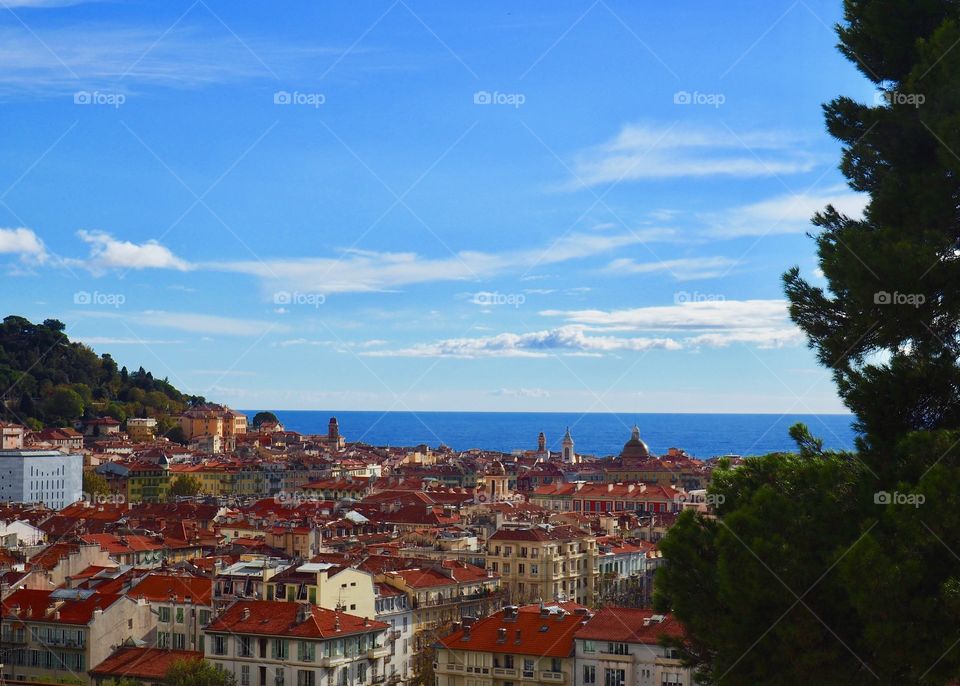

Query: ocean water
<box><xmin>241</xmin><ymin>411</ymin><xmax>857</xmax><ymax>459</ymax></box>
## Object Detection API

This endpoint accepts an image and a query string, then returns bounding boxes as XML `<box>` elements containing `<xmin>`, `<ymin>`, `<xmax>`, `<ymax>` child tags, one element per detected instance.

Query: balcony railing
<box><xmin>540</xmin><ymin>672</ymin><xmax>564</xmax><ymax>682</ymax></box>
<box><xmin>412</xmin><ymin>589</ymin><xmax>503</xmax><ymax>608</ymax></box>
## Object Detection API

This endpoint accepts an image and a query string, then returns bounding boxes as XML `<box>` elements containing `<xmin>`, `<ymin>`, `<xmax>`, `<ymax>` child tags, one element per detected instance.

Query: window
<box><xmin>241</xmin><ymin>665</ymin><xmax>251</xmax><ymax>686</ymax></box>
<box><xmin>604</xmin><ymin>669</ymin><xmax>625</xmax><ymax>686</ymax></box>
<box><xmin>276</xmin><ymin>667</ymin><xmax>285</xmax><ymax>686</ymax></box>
<box><xmin>298</xmin><ymin>641</ymin><xmax>315</xmax><ymax>662</ymax></box>
<box><xmin>239</xmin><ymin>636</ymin><xmax>253</xmax><ymax>658</ymax></box>
<box><xmin>522</xmin><ymin>659</ymin><xmax>534</xmax><ymax>678</ymax></box>
<box><xmin>176</xmin><ymin>607</ymin><xmax>185</xmax><ymax>623</ymax></box>
<box><xmin>518</xmin><ymin>564</ymin><xmax>525</xmax><ymax>575</ymax></box>
<box><xmin>583</xmin><ymin>666</ymin><xmax>596</xmax><ymax>684</ymax></box>
<box><xmin>273</xmin><ymin>639</ymin><xmax>289</xmax><ymax>660</ymax></box>
<box><xmin>200</xmin><ymin>610</ymin><xmax>211</xmax><ymax>625</ymax></box>
<box><xmin>173</xmin><ymin>633</ymin><xmax>186</xmax><ymax>650</ymax></box>
<box><xmin>607</xmin><ymin>642</ymin><xmax>628</xmax><ymax>656</ymax></box>
<box><xmin>158</xmin><ymin>607</ymin><xmax>171</xmax><ymax>622</ymax></box>
<box><xmin>298</xmin><ymin>670</ymin><xmax>316</xmax><ymax>686</ymax></box>
<box><xmin>530</xmin><ymin>564</ymin><xmax>538</xmax><ymax>575</ymax></box>
<box><xmin>504</xmin><ymin>655</ymin><xmax>514</xmax><ymax>668</ymax></box>
<box><xmin>212</xmin><ymin>635</ymin><xmax>227</xmax><ymax>656</ymax></box>
<box><xmin>158</xmin><ymin>632</ymin><xmax>170</xmax><ymax>649</ymax></box>
<box><xmin>584</xmin><ymin>640</ymin><xmax>596</xmax><ymax>653</ymax></box>
<box><xmin>357</xmin><ymin>662</ymin><xmax>367</xmax><ymax>683</ymax></box>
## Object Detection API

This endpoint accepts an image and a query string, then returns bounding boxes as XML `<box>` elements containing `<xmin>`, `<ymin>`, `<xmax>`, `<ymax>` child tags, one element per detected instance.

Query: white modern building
<box><xmin>0</xmin><ymin>450</ymin><xmax>83</xmax><ymax>509</ymax></box>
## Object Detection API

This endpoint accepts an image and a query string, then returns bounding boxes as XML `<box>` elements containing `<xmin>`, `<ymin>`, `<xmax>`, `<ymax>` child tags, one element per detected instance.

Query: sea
<box><xmin>240</xmin><ymin>411</ymin><xmax>857</xmax><ymax>460</ymax></box>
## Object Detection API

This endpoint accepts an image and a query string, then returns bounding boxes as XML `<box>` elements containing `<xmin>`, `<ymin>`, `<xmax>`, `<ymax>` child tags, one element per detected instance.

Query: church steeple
<box><xmin>561</xmin><ymin>427</ymin><xmax>575</xmax><ymax>463</ymax></box>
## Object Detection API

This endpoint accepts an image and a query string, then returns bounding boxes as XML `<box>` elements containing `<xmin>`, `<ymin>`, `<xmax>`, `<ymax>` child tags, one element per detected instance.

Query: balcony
<box><xmin>372</xmin><ymin>675</ymin><xmax>386</xmax><ymax>684</ymax></box>
<box><xmin>539</xmin><ymin>672</ymin><xmax>565</xmax><ymax>682</ymax></box>
<box><xmin>368</xmin><ymin>646</ymin><xmax>390</xmax><ymax>659</ymax></box>
<box><xmin>493</xmin><ymin>668</ymin><xmax>517</xmax><ymax>678</ymax></box>
<box><xmin>320</xmin><ymin>655</ymin><xmax>353</xmax><ymax>667</ymax></box>
<box><xmin>387</xmin><ymin>630</ymin><xmax>402</xmax><ymax>642</ymax></box>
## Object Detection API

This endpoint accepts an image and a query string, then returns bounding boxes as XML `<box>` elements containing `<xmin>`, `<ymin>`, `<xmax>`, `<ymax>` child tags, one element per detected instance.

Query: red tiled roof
<box><xmin>130</xmin><ymin>574</ymin><xmax>213</xmax><ymax>605</ymax></box>
<box><xmin>440</xmin><ymin>604</ymin><xmax>588</xmax><ymax>657</ymax></box>
<box><xmin>206</xmin><ymin>601</ymin><xmax>388</xmax><ymax>639</ymax></box>
<box><xmin>488</xmin><ymin>525</ymin><xmax>591</xmax><ymax>542</ymax></box>
<box><xmin>2</xmin><ymin>588</ymin><xmax>122</xmax><ymax>624</ymax></box>
<box><xmin>90</xmin><ymin>647</ymin><xmax>202</xmax><ymax>680</ymax></box>
<box><xmin>574</xmin><ymin>607</ymin><xmax>684</xmax><ymax>643</ymax></box>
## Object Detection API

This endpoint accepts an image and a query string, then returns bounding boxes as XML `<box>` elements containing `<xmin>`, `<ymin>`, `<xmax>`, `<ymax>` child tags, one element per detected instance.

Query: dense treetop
<box><xmin>0</xmin><ymin>315</ymin><xmax>203</xmax><ymax>430</ymax></box>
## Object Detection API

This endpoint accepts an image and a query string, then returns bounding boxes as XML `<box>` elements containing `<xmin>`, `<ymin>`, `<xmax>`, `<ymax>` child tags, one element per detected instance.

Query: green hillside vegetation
<box><xmin>0</xmin><ymin>315</ymin><xmax>204</xmax><ymax>434</ymax></box>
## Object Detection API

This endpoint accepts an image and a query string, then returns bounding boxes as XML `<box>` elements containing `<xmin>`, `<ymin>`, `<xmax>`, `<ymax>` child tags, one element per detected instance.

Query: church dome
<box><xmin>621</xmin><ymin>425</ymin><xmax>650</xmax><ymax>459</ymax></box>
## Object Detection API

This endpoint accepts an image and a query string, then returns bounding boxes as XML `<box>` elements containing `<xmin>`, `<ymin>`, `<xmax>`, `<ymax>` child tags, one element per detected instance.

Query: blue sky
<box><xmin>0</xmin><ymin>0</ymin><xmax>877</xmax><ymax>413</ymax></box>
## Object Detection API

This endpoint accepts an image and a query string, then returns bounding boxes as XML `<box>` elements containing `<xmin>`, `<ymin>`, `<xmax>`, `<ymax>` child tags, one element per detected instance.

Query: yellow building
<box><xmin>178</xmin><ymin>403</ymin><xmax>247</xmax><ymax>451</ymax></box>
<box><xmin>124</xmin><ymin>417</ymin><xmax>157</xmax><ymax>441</ymax></box>
<box><xmin>265</xmin><ymin>562</ymin><xmax>377</xmax><ymax>618</ymax></box>
<box><xmin>486</xmin><ymin>525</ymin><xmax>597</xmax><ymax>606</ymax></box>
<box><xmin>127</xmin><ymin>462</ymin><xmax>171</xmax><ymax>503</ymax></box>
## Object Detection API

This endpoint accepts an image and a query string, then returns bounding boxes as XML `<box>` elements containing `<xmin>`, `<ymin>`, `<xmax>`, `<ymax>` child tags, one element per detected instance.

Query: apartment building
<box><xmin>204</xmin><ymin>600</ymin><xmax>390</xmax><ymax>686</ymax></box>
<box><xmin>436</xmin><ymin>603</ymin><xmax>585</xmax><ymax>686</ymax></box>
<box><xmin>573</xmin><ymin>607</ymin><xmax>693</xmax><ymax>686</ymax></box>
<box><xmin>129</xmin><ymin>573</ymin><xmax>214</xmax><ymax>652</ymax></box>
<box><xmin>486</xmin><ymin>525</ymin><xmax>597</xmax><ymax>606</ymax></box>
<box><xmin>0</xmin><ymin>588</ymin><xmax>156</xmax><ymax>685</ymax></box>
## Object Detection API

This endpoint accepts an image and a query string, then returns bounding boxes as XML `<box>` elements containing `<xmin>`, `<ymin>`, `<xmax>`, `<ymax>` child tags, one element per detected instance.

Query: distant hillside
<box><xmin>0</xmin><ymin>315</ymin><xmax>203</xmax><ymax>433</ymax></box>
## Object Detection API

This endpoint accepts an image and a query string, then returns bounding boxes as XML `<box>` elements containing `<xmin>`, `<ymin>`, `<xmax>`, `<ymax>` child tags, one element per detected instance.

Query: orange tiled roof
<box><xmin>206</xmin><ymin>600</ymin><xmax>388</xmax><ymax>639</ymax></box>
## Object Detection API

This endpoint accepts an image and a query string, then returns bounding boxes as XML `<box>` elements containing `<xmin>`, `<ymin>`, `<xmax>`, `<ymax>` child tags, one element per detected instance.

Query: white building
<box><xmin>574</xmin><ymin>607</ymin><xmax>694</xmax><ymax>686</ymax></box>
<box><xmin>0</xmin><ymin>450</ymin><xmax>83</xmax><ymax>509</ymax></box>
<box><xmin>204</xmin><ymin>600</ymin><xmax>390</xmax><ymax>686</ymax></box>
<box><xmin>375</xmin><ymin>583</ymin><xmax>413</xmax><ymax>686</ymax></box>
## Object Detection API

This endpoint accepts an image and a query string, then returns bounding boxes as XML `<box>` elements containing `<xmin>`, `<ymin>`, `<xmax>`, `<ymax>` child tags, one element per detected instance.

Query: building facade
<box><xmin>0</xmin><ymin>449</ymin><xmax>82</xmax><ymax>508</ymax></box>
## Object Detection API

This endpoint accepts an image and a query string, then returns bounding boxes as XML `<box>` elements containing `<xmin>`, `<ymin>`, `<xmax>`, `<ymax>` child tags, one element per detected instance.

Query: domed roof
<box><xmin>620</xmin><ymin>424</ymin><xmax>650</xmax><ymax>459</ymax></box>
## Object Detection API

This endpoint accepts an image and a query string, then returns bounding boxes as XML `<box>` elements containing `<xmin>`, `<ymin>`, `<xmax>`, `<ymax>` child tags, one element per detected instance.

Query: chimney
<box><xmin>462</xmin><ymin>624</ymin><xmax>471</xmax><ymax>640</ymax></box>
<box><xmin>241</xmin><ymin>608</ymin><xmax>251</xmax><ymax>620</ymax></box>
<box><xmin>497</xmin><ymin>627</ymin><xmax>506</xmax><ymax>642</ymax></box>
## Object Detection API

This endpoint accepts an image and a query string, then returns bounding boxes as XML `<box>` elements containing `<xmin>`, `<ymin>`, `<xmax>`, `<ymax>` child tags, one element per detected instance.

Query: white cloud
<box><xmin>542</xmin><ymin>299</ymin><xmax>802</xmax><ymax>349</ymax></box>
<box><xmin>705</xmin><ymin>185</ymin><xmax>868</xmax><ymax>237</ymax></box>
<box><xmin>139</xmin><ymin>310</ymin><xmax>282</xmax><ymax>336</ymax></box>
<box><xmin>73</xmin><ymin>309</ymin><xmax>286</xmax><ymax>337</ymax></box>
<box><xmin>0</xmin><ymin>227</ymin><xmax>46</xmax><ymax>261</ymax></box>
<box><xmin>208</xmin><ymin>231</ymin><xmax>648</xmax><ymax>294</ymax></box>
<box><xmin>567</xmin><ymin>123</ymin><xmax>818</xmax><ymax>188</ymax></box>
<box><xmin>0</xmin><ymin>25</ymin><xmax>349</xmax><ymax>96</ymax></box>
<box><xmin>604</xmin><ymin>255</ymin><xmax>738</xmax><ymax>280</ymax></box>
<box><xmin>362</xmin><ymin>326</ymin><xmax>682</xmax><ymax>358</ymax></box>
<box><xmin>490</xmin><ymin>388</ymin><xmax>551</xmax><ymax>398</ymax></box>
<box><xmin>76</xmin><ymin>230</ymin><xmax>190</xmax><ymax>272</ymax></box>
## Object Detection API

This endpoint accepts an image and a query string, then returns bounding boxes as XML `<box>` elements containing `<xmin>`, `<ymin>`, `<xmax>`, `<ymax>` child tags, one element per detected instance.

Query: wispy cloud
<box><xmin>208</xmin><ymin>231</ymin><xmax>649</xmax><ymax>294</ymax></box>
<box><xmin>0</xmin><ymin>23</ymin><xmax>350</xmax><ymax>96</ymax></box>
<box><xmin>704</xmin><ymin>185</ymin><xmax>868</xmax><ymax>237</ymax></box>
<box><xmin>362</xmin><ymin>326</ymin><xmax>682</xmax><ymax>358</ymax></box>
<box><xmin>490</xmin><ymin>387</ymin><xmax>551</xmax><ymax>398</ymax></box>
<box><xmin>565</xmin><ymin>123</ymin><xmax>819</xmax><ymax>188</ymax></box>
<box><xmin>542</xmin><ymin>299</ymin><xmax>802</xmax><ymax>348</ymax></box>
<box><xmin>73</xmin><ymin>309</ymin><xmax>287</xmax><ymax>337</ymax></box>
<box><xmin>604</xmin><ymin>255</ymin><xmax>738</xmax><ymax>279</ymax></box>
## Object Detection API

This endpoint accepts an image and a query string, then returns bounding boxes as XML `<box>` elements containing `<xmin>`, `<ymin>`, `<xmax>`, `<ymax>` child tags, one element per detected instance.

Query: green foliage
<box><xmin>0</xmin><ymin>315</ymin><xmax>201</xmax><ymax>428</ymax></box>
<box><xmin>169</xmin><ymin>474</ymin><xmax>202</xmax><ymax>499</ymax></box>
<box><xmin>164</xmin><ymin>659</ymin><xmax>235</xmax><ymax>686</ymax></box>
<box><xmin>252</xmin><ymin>411</ymin><xmax>279</xmax><ymax>428</ymax></box>
<box><xmin>83</xmin><ymin>471</ymin><xmax>111</xmax><ymax>497</ymax></box>
<box><xmin>659</xmin><ymin>3</ymin><xmax>960</xmax><ymax>683</ymax></box>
